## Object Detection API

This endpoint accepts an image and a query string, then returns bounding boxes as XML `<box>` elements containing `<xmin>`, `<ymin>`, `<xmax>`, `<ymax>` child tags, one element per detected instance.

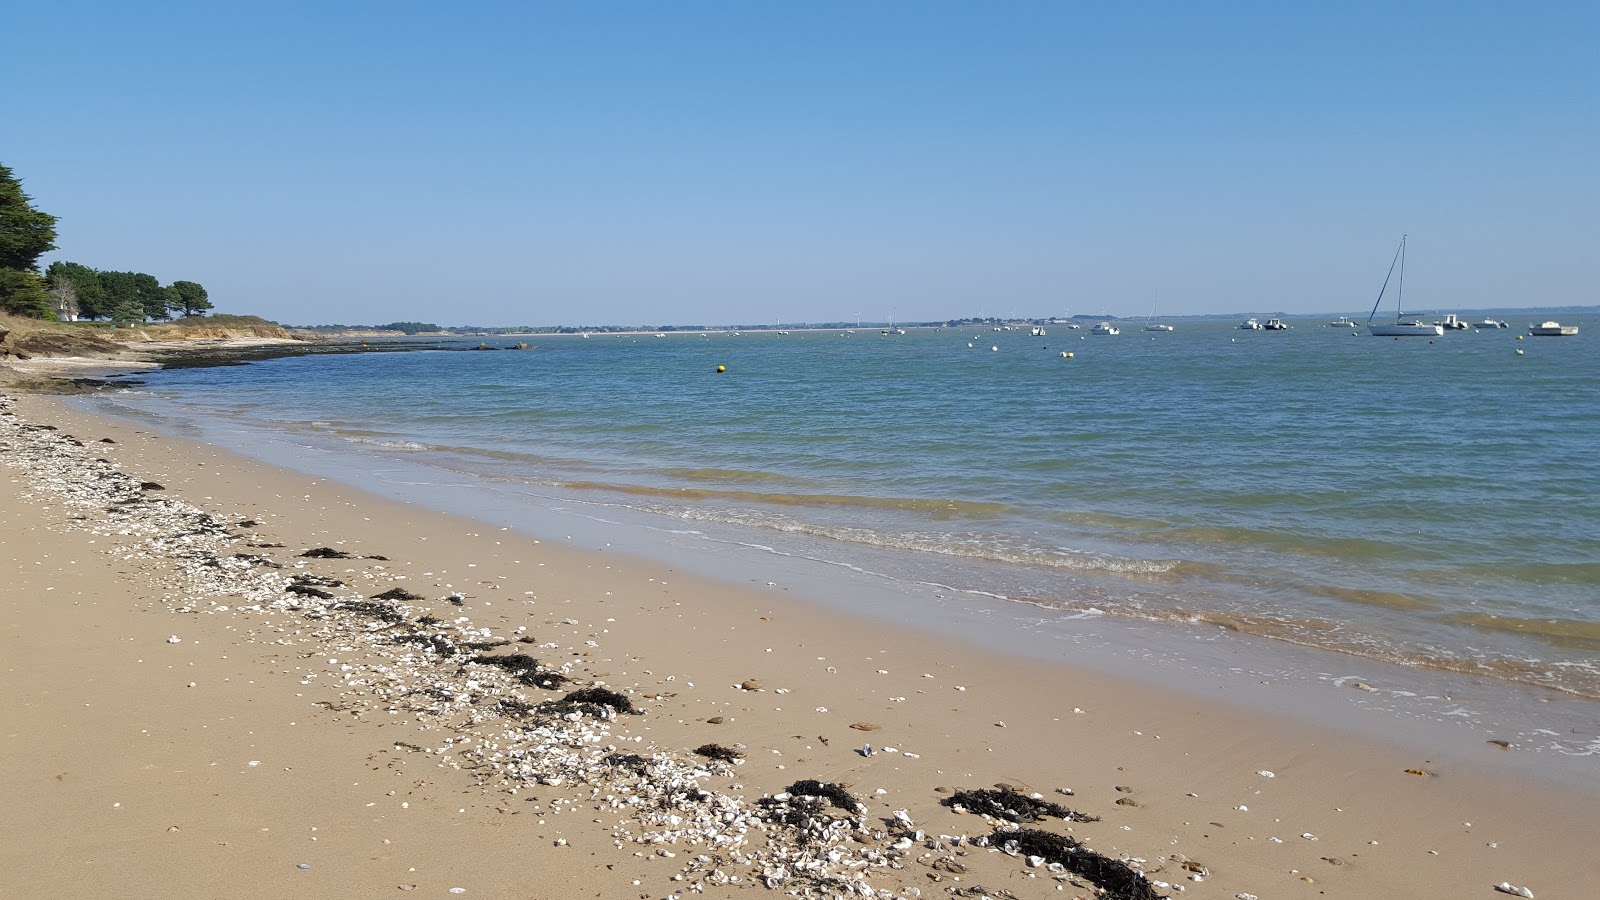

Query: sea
<box><xmin>78</xmin><ymin>311</ymin><xmax>1600</xmax><ymax>761</ymax></box>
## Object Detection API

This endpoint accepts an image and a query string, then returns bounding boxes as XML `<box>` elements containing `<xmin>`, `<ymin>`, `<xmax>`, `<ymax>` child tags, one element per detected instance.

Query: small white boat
<box><xmin>1328</xmin><ymin>316</ymin><xmax>1360</xmax><ymax>328</ymax></box>
<box><xmin>1365</xmin><ymin>236</ymin><xmax>1444</xmax><ymax>336</ymax></box>
<box><xmin>1031</xmin><ymin>325</ymin><xmax>1046</xmax><ymax>336</ymax></box>
<box><xmin>1474</xmin><ymin>318</ymin><xmax>1509</xmax><ymax>329</ymax></box>
<box><xmin>1091</xmin><ymin>322</ymin><xmax>1119</xmax><ymax>335</ymax></box>
<box><xmin>1528</xmin><ymin>321</ymin><xmax>1579</xmax><ymax>336</ymax></box>
<box><xmin>1239</xmin><ymin>318</ymin><xmax>1263</xmax><ymax>330</ymax></box>
<box><xmin>1435</xmin><ymin>313</ymin><xmax>1468</xmax><ymax>330</ymax></box>
<box><xmin>1263</xmin><ymin>318</ymin><xmax>1289</xmax><ymax>330</ymax></box>
<box><xmin>1144</xmin><ymin>323</ymin><xmax>1174</xmax><ymax>332</ymax></box>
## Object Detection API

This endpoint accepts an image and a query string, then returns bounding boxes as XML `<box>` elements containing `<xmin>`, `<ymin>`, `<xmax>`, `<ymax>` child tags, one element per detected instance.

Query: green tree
<box><xmin>109</xmin><ymin>296</ymin><xmax>146</xmax><ymax>327</ymax></box>
<box><xmin>165</xmin><ymin>279</ymin><xmax>211</xmax><ymax>317</ymax></box>
<box><xmin>0</xmin><ymin>164</ymin><xmax>57</xmax><ymax>271</ymax></box>
<box><xmin>46</xmin><ymin>261</ymin><xmax>109</xmax><ymax>319</ymax></box>
<box><xmin>0</xmin><ymin>164</ymin><xmax>60</xmax><ymax>318</ymax></box>
<box><xmin>0</xmin><ymin>268</ymin><xmax>55</xmax><ymax>318</ymax></box>
<box><xmin>98</xmin><ymin>270</ymin><xmax>168</xmax><ymax>322</ymax></box>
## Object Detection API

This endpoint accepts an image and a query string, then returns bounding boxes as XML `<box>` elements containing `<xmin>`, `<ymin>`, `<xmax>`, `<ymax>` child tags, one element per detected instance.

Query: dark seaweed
<box><xmin>285</xmin><ymin>583</ymin><xmax>334</xmax><ymax>599</ymax></box>
<box><xmin>694</xmin><ymin>743</ymin><xmax>743</xmax><ymax>763</ymax></box>
<box><xmin>371</xmin><ymin>587</ymin><xmax>424</xmax><ymax>601</ymax></box>
<box><xmin>334</xmin><ymin>600</ymin><xmax>408</xmax><ymax>624</ymax></box>
<box><xmin>1002</xmin><ymin>828</ymin><xmax>1166</xmax><ymax>900</ymax></box>
<box><xmin>292</xmin><ymin>573</ymin><xmax>344</xmax><ymax>587</ymax></box>
<box><xmin>605</xmin><ymin>752</ymin><xmax>650</xmax><ymax>772</ymax></box>
<box><xmin>139</xmin><ymin>482</ymin><xmax>164</xmax><ymax>490</ymax></box>
<box><xmin>415</xmin><ymin>614</ymin><xmax>442</xmax><ymax>625</ymax></box>
<box><xmin>299</xmin><ymin>547</ymin><xmax>353</xmax><ymax>558</ymax></box>
<box><xmin>787</xmin><ymin>779</ymin><xmax>861</xmax><ymax>812</ymax></box>
<box><xmin>469</xmin><ymin>653</ymin><xmax>569</xmax><ymax>689</ymax></box>
<box><xmin>947</xmin><ymin>788</ymin><xmax>1098</xmax><ymax>823</ymax></box>
<box><xmin>538</xmin><ymin>686</ymin><xmax>636</xmax><ymax>718</ymax></box>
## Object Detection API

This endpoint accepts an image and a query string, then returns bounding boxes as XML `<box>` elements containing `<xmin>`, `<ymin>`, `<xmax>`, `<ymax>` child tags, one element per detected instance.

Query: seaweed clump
<box><xmin>947</xmin><ymin>788</ymin><xmax>1099</xmax><ymax>823</ymax></box>
<box><xmin>1001</xmin><ymin>828</ymin><xmax>1166</xmax><ymax>900</ymax></box>
<box><xmin>392</xmin><ymin>632</ymin><xmax>458</xmax><ymax>656</ymax></box>
<box><xmin>469</xmin><ymin>653</ymin><xmax>569</xmax><ymax>689</ymax></box>
<box><xmin>285</xmin><ymin>582</ymin><xmax>334</xmax><ymax>599</ymax></box>
<box><xmin>787</xmin><ymin>779</ymin><xmax>862</xmax><ymax>812</ymax></box>
<box><xmin>756</xmin><ymin>780</ymin><xmax>863</xmax><ymax>839</ymax></box>
<box><xmin>334</xmin><ymin>600</ymin><xmax>408</xmax><ymax>624</ymax></box>
<box><xmin>371</xmin><ymin>587</ymin><xmax>424</xmax><ymax>601</ymax></box>
<box><xmin>300</xmin><ymin>547</ymin><xmax>353</xmax><ymax>559</ymax></box>
<box><xmin>694</xmin><ymin>743</ymin><xmax>743</xmax><ymax>763</ymax></box>
<box><xmin>539</xmin><ymin>686</ymin><xmax>637</xmax><ymax>718</ymax></box>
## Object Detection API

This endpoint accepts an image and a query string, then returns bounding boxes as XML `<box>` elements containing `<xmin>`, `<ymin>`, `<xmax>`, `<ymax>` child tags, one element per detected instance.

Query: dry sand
<box><xmin>2</xmin><ymin>392</ymin><xmax>1595</xmax><ymax>900</ymax></box>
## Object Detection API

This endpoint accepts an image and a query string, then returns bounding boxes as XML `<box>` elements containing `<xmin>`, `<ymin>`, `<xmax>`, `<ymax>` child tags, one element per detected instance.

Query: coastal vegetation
<box><xmin>0</xmin><ymin>163</ymin><xmax>211</xmax><ymax>323</ymax></box>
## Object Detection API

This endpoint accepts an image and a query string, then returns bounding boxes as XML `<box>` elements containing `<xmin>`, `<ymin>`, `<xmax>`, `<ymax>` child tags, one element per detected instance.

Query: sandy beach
<box><xmin>3</xmin><ymin>390</ymin><xmax>1596</xmax><ymax>900</ymax></box>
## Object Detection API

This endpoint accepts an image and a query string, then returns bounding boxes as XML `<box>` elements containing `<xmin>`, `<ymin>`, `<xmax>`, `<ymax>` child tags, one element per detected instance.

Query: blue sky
<box><xmin>7</xmin><ymin>1</ymin><xmax>1595</xmax><ymax>325</ymax></box>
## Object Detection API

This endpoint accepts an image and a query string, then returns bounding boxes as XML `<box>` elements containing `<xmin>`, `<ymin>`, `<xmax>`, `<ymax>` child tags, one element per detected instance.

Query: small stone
<box><xmin>296</xmin><ymin>863</ymin><xmax>310</xmax><ymax>870</ymax></box>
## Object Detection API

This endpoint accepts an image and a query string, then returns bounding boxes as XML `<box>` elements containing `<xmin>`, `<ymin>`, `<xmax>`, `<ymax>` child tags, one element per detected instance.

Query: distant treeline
<box><xmin>0</xmin><ymin>162</ymin><xmax>211</xmax><ymax>322</ymax></box>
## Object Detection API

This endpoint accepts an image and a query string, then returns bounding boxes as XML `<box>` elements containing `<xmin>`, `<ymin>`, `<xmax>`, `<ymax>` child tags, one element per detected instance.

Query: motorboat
<box><xmin>1031</xmin><ymin>326</ymin><xmax>1046</xmax><ymax>336</ymax></box>
<box><xmin>1474</xmin><ymin>318</ymin><xmax>1509</xmax><ymax>329</ymax></box>
<box><xmin>1239</xmin><ymin>318</ymin><xmax>1263</xmax><ymax>330</ymax></box>
<box><xmin>1365</xmin><ymin>236</ymin><xmax>1444</xmax><ymax>336</ymax></box>
<box><xmin>1091</xmin><ymin>322</ymin><xmax>1119</xmax><ymax>335</ymax></box>
<box><xmin>1328</xmin><ymin>316</ymin><xmax>1360</xmax><ymax>328</ymax></box>
<box><xmin>1528</xmin><ymin>321</ymin><xmax>1579</xmax><ymax>336</ymax></box>
<box><xmin>1263</xmin><ymin>318</ymin><xmax>1289</xmax><ymax>330</ymax></box>
<box><xmin>1435</xmin><ymin>313</ymin><xmax>1468</xmax><ymax>330</ymax></box>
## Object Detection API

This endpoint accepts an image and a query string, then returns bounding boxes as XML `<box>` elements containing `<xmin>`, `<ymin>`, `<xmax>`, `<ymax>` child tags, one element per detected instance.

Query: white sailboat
<box><xmin>1366</xmin><ymin>235</ymin><xmax>1443</xmax><ymax>336</ymax></box>
<box><xmin>1143</xmin><ymin>298</ymin><xmax>1173</xmax><ymax>331</ymax></box>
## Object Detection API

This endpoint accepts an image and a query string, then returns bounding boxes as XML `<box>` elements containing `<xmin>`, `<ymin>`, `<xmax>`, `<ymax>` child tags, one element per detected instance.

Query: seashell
<box><xmin>1494</xmin><ymin>884</ymin><xmax>1534</xmax><ymax>898</ymax></box>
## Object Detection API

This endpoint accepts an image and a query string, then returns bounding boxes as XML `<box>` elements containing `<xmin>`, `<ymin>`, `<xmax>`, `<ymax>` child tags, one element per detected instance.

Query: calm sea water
<box><xmin>94</xmin><ymin>313</ymin><xmax>1600</xmax><ymax>697</ymax></box>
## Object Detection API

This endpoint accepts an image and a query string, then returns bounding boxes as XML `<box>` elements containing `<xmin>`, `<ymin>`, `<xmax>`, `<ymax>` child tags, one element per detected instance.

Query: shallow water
<box><xmin>89</xmin><ymin>312</ymin><xmax>1600</xmax><ymax>700</ymax></box>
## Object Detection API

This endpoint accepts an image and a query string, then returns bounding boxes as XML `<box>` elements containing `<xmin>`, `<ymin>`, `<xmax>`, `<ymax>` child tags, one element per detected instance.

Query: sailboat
<box><xmin>1366</xmin><ymin>236</ymin><xmax>1443</xmax><ymax>336</ymax></box>
<box><xmin>1143</xmin><ymin>297</ymin><xmax>1174</xmax><ymax>332</ymax></box>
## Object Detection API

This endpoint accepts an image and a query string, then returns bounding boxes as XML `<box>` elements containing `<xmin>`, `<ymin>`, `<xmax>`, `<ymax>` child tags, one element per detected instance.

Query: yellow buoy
<box><xmin>715</xmin><ymin>364</ymin><xmax>726</xmax><ymax>373</ymax></box>
<box><xmin>1516</xmin><ymin>335</ymin><xmax>1523</xmax><ymax>340</ymax></box>
<box><xmin>1061</xmin><ymin>351</ymin><xmax>1073</xmax><ymax>358</ymax></box>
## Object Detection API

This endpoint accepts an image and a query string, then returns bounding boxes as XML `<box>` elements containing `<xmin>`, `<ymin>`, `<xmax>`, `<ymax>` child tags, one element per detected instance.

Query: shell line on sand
<box><xmin>0</xmin><ymin>393</ymin><xmax>1174</xmax><ymax>900</ymax></box>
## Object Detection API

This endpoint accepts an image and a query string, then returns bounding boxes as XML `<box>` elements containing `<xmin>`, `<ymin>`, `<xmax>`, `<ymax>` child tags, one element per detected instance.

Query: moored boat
<box><xmin>1328</xmin><ymin>316</ymin><xmax>1360</xmax><ymax>328</ymax></box>
<box><xmin>1528</xmin><ymin>321</ymin><xmax>1579</xmax><ymax>336</ymax></box>
<box><xmin>1263</xmin><ymin>317</ymin><xmax>1289</xmax><ymax>330</ymax></box>
<box><xmin>1474</xmin><ymin>318</ymin><xmax>1508</xmax><ymax>329</ymax></box>
<box><xmin>1238</xmin><ymin>318</ymin><xmax>1263</xmax><ymax>330</ymax></box>
<box><xmin>1435</xmin><ymin>313</ymin><xmax>1468</xmax><ymax>330</ymax></box>
<box><xmin>1365</xmin><ymin>236</ymin><xmax>1444</xmax><ymax>336</ymax></box>
<box><xmin>1091</xmin><ymin>322</ymin><xmax>1119</xmax><ymax>335</ymax></box>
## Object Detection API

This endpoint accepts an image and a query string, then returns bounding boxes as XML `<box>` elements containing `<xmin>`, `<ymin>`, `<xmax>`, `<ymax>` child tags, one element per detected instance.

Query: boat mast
<box><xmin>1365</xmin><ymin>236</ymin><xmax>1406</xmax><ymax>324</ymax></box>
<box><xmin>1396</xmin><ymin>234</ymin><xmax>1407</xmax><ymax>319</ymax></box>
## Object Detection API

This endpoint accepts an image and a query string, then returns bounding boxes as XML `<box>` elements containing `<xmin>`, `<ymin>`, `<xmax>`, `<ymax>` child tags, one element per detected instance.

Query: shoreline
<box><xmin>4</xmin><ymin>391</ymin><xmax>1597</xmax><ymax>899</ymax></box>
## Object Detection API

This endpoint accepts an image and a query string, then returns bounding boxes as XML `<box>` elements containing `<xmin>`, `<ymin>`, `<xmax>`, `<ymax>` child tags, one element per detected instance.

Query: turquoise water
<box><xmin>100</xmin><ymin>314</ymin><xmax>1600</xmax><ymax>696</ymax></box>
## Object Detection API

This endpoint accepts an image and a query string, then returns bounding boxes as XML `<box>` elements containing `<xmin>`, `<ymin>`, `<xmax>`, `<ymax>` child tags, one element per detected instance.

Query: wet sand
<box><xmin>2</xmin><ymin>391</ymin><xmax>1595</xmax><ymax>900</ymax></box>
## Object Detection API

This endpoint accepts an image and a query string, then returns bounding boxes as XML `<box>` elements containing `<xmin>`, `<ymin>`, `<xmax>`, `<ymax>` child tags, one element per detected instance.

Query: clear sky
<box><xmin>7</xmin><ymin>1</ymin><xmax>1596</xmax><ymax>326</ymax></box>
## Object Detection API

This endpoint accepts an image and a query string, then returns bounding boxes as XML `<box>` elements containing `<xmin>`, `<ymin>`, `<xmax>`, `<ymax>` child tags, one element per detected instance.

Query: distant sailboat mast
<box><xmin>1365</xmin><ymin>235</ymin><xmax>1406</xmax><ymax>325</ymax></box>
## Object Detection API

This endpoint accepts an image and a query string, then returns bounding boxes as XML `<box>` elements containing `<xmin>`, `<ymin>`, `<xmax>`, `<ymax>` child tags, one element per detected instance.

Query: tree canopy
<box><xmin>0</xmin><ymin>163</ymin><xmax>60</xmax><ymax>317</ymax></box>
<box><xmin>166</xmin><ymin>280</ymin><xmax>212</xmax><ymax>317</ymax></box>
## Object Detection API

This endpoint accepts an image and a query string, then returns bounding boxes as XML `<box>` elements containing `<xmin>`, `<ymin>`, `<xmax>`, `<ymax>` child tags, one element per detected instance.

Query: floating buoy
<box><xmin>967</xmin><ymin>342</ymin><xmax>973</xmax><ymax>348</ymax></box>
<box><xmin>715</xmin><ymin>364</ymin><xmax>726</xmax><ymax>373</ymax></box>
<box><xmin>1515</xmin><ymin>348</ymin><xmax>1524</xmax><ymax>356</ymax></box>
<box><xmin>1516</xmin><ymin>335</ymin><xmax>1524</xmax><ymax>340</ymax></box>
<box><xmin>991</xmin><ymin>345</ymin><xmax>998</xmax><ymax>351</ymax></box>
<box><xmin>1061</xmin><ymin>351</ymin><xmax>1073</xmax><ymax>358</ymax></box>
